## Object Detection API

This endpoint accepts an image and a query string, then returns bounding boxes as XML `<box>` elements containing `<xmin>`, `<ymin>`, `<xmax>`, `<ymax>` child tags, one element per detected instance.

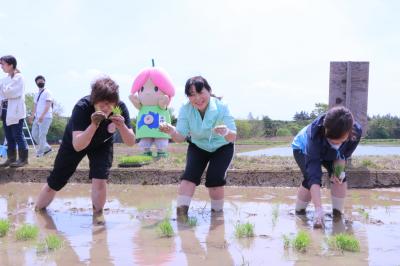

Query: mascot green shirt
<box><xmin>136</xmin><ymin>106</ymin><xmax>171</xmax><ymax>139</ymax></box>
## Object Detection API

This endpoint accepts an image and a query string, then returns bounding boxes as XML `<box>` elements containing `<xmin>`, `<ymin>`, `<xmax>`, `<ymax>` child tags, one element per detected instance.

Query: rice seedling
<box><xmin>16</xmin><ymin>224</ymin><xmax>39</xmax><ymax>241</ymax></box>
<box><xmin>327</xmin><ymin>233</ymin><xmax>360</xmax><ymax>252</ymax></box>
<box><xmin>120</xmin><ymin>155</ymin><xmax>153</xmax><ymax>164</ymax></box>
<box><xmin>0</xmin><ymin>219</ymin><xmax>10</xmax><ymax>237</ymax></box>
<box><xmin>333</xmin><ymin>164</ymin><xmax>345</xmax><ymax>182</ymax></box>
<box><xmin>357</xmin><ymin>208</ymin><xmax>369</xmax><ymax>220</ymax></box>
<box><xmin>234</xmin><ymin>222</ymin><xmax>254</xmax><ymax>238</ymax></box>
<box><xmin>45</xmin><ymin>234</ymin><xmax>63</xmax><ymax>251</ymax></box>
<box><xmin>282</xmin><ymin>234</ymin><xmax>291</xmax><ymax>249</ymax></box>
<box><xmin>293</xmin><ymin>230</ymin><xmax>311</xmax><ymax>252</ymax></box>
<box><xmin>271</xmin><ymin>204</ymin><xmax>280</xmax><ymax>227</ymax></box>
<box><xmin>118</xmin><ymin>155</ymin><xmax>153</xmax><ymax>167</ymax></box>
<box><xmin>157</xmin><ymin>218</ymin><xmax>174</xmax><ymax>237</ymax></box>
<box><xmin>111</xmin><ymin>106</ymin><xmax>122</xmax><ymax>116</ymax></box>
<box><xmin>36</xmin><ymin>234</ymin><xmax>63</xmax><ymax>253</ymax></box>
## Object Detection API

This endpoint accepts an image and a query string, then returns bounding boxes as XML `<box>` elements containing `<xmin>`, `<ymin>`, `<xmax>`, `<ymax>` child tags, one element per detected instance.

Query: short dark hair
<box><xmin>90</xmin><ymin>77</ymin><xmax>119</xmax><ymax>105</ymax></box>
<box><xmin>184</xmin><ymin>75</ymin><xmax>221</xmax><ymax>99</ymax></box>
<box><xmin>0</xmin><ymin>55</ymin><xmax>17</xmax><ymax>69</ymax></box>
<box><xmin>35</xmin><ymin>75</ymin><xmax>45</xmax><ymax>82</ymax></box>
<box><xmin>323</xmin><ymin>106</ymin><xmax>354</xmax><ymax>139</ymax></box>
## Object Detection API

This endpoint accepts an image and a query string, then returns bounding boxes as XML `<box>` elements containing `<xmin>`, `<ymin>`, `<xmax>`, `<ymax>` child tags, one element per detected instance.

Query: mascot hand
<box><xmin>129</xmin><ymin>94</ymin><xmax>142</xmax><ymax>109</ymax></box>
<box><xmin>158</xmin><ymin>94</ymin><xmax>169</xmax><ymax>109</ymax></box>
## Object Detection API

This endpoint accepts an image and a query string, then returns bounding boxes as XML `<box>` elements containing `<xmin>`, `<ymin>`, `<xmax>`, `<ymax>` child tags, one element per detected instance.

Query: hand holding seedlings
<box><xmin>91</xmin><ymin>111</ymin><xmax>106</xmax><ymax>127</ymax></box>
<box><xmin>111</xmin><ymin>106</ymin><xmax>123</xmax><ymax>116</ymax></box>
<box><xmin>332</xmin><ymin>160</ymin><xmax>346</xmax><ymax>184</ymax></box>
<box><xmin>109</xmin><ymin>115</ymin><xmax>125</xmax><ymax>130</ymax></box>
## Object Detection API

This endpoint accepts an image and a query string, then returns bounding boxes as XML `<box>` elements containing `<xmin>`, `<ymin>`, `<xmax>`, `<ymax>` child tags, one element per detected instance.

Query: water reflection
<box><xmin>177</xmin><ymin>211</ymin><xmax>234</xmax><ymax>266</ymax></box>
<box><xmin>0</xmin><ymin>183</ymin><xmax>399</xmax><ymax>265</ymax></box>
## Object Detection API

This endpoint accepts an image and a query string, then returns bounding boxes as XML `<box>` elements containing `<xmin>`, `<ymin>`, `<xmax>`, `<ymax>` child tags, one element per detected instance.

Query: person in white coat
<box><xmin>0</xmin><ymin>55</ymin><xmax>28</xmax><ymax>167</ymax></box>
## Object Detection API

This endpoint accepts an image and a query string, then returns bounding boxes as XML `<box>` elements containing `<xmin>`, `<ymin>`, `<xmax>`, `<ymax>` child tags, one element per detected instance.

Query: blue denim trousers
<box><xmin>1</xmin><ymin>108</ymin><xmax>28</xmax><ymax>151</ymax></box>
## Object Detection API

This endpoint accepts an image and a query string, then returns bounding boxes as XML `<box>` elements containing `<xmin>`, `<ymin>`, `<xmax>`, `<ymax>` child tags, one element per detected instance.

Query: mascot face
<box><xmin>138</xmin><ymin>78</ymin><xmax>167</xmax><ymax>106</ymax></box>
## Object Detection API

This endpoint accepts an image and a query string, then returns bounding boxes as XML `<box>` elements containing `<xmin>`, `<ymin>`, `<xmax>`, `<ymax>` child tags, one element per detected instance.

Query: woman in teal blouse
<box><xmin>160</xmin><ymin>76</ymin><xmax>237</xmax><ymax>219</ymax></box>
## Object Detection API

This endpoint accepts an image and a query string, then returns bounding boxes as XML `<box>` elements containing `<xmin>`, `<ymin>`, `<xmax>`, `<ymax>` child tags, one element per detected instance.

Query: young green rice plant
<box><xmin>0</xmin><ymin>219</ymin><xmax>10</xmax><ymax>237</ymax></box>
<box><xmin>383</xmin><ymin>201</ymin><xmax>391</xmax><ymax>214</ymax></box>
<box><xmin>293</xmin><ymin>230</ymin><xmax>311</xmax><ymax>253</ymax></box>
<box><xmin>327</xmin><ymin>233</ymin><xmax>360</xmax><ymax>252</ymax></box>
<box><xmin>16</xmin><ymin>224</ymin><xmax>39</xmax><ymax>241</ymax></box>
<box><xmin>157</xmin><ymin>218</ymin><xmax>174</xmax><ymax>237</ymax></box>
<box><xmin>271</xmin><ymin>204</ymin><xmax>280</xmax><ymax>227</ymax></box>
<box><xmin>111</xmin><ymin>106</ymin><xmax>122</xmax><ymax>116</ymax></box>
<box><xmin>282</xmin><ymin>234</ymin><xmax>291</xmax><ymax>249</ymax></box>
<box><xmin>43</xmin><ymin>234</ymin><xmax>63</xmax><ymax>251</ymax></box>
<box><xmin>120</xmin><ymin>155</ymin><xmax>153</xmax><ymax>164</ymax></box>
<box><xmin>357</xmin><ymin>208</ymin><xmax>369</xmax><ymax>220</ymax></box>
<box><xmin>118</xmin><ymin>155</ymin><xmax>153</xmax><ymax>167</ymax></box>
<box><xmin>333</xmin><ymin>164</ymin><xmax>345</xmax><ymax>182</ymax></box>
<box><xmin>234</xmin><ymin>222</ymin><xmax>254</xmax><ymax>238</ymax></box>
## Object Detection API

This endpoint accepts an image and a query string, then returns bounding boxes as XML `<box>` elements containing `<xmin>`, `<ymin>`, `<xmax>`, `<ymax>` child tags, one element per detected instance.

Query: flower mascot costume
<box><xmin>129</xmin><ymin>67</ymin><xmax>175</xmax><ymax>157</ymax></box>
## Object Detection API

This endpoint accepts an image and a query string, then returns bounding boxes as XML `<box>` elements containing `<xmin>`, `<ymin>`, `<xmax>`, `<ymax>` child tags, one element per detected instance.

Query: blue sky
<box><xmin>1</xmin><ymin>0</ymin><xmax>399</xmax><ymax>120</ymax></box>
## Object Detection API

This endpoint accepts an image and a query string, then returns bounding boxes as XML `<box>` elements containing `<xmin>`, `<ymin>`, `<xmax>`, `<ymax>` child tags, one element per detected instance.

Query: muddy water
<box><xmin>0</xmin><ymin>183</ymin><xmax>399</xmax><ymax>266</ymax></box>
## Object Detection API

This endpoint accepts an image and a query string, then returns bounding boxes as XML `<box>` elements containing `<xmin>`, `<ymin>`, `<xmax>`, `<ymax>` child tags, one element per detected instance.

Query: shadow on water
<box><xmin>0</xmin><ymin>183</ymin><xmax>400</xmax><ymax>265</ymax></box>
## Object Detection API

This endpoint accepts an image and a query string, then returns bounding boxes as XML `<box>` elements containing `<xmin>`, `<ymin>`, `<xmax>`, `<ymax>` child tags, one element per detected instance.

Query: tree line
<box><xmin>0</xmin><ymin>99</ymin><xmax>397</xmax><ymax>143</ymax></box>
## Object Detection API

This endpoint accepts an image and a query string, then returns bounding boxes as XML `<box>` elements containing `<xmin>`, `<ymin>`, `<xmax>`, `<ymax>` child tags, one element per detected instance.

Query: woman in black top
<box><xmin>35</xmin><ymin>77</ymin><xmax>135</xmax><ymax>221</ymax></box>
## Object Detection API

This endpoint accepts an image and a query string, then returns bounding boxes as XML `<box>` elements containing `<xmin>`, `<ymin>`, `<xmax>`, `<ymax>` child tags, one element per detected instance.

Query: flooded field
<box><xmin>0</xmin><ymin>183</ymin><xmax>399</xmax><ymax>266</ymax></box>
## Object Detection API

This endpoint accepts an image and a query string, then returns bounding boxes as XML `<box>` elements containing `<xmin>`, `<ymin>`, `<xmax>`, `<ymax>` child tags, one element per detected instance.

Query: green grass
<box><xmin>361</xmin><ymin>159</ymin><xmax>378</xmax><ymax>168</ymax></box>
<box><xmin>0</xmin><ymin>219</ymin><xmax>10</xmax><ymax>237</ymax></box>
<box><xmin>271</xmin><ymin>204</ymin><xmax>280</xmax><ymax>227</ymax></box>
<box><xmin>157</xmin><ymin>218</ymin><xmax>174</xmax><ymax>237</ymax></box>
<box><xmin>36</xmin><ymin>234</ymin><xmax>63</xmax><ymax>253</ymax></box>
<box><xmin>360</xmin><ymin>138</ymin><xmax>400</xmax><ymax>145</ymax></box>
<box><xmin>111</xmin><ymin>106</ymin><xmax>122</xmax><ymax>116</ymax></box>
<box><xmin>327</xmin><ymin>233</ymin><xmax>360</xmax><ymax>252</ymax></box>
<box><xmin>293</xmin><ymin>231</ymin><xmax>311</xmax><ymax>252</ymax></box>
<box><xmin>119</xmin><ymin>155</ymin><xmax>153</xmax><ymax>164</ymax></box>
<box><xmin>16</xmin><ymin>224</ymin><xmax>39</xmax><ymax>241</ymax></box>
<box><xmin>234</xmin><ymin>222</ymin><xmax>255</xmax><ymax>238</ymax></box>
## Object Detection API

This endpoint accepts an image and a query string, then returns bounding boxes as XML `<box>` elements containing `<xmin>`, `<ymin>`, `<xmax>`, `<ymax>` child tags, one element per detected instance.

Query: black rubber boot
<box><xmin>10</xmin><ymin>149</ymin><xmax>28</xmax><ymax>168</ymax></box>
<box><xmin>0</xmin><ymin>149</ymin><xmax>17</xmax><ymax>167</ymax></box>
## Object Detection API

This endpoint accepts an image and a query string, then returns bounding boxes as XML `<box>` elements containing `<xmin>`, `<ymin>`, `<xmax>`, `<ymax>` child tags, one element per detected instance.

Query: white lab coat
<box><xmin>0</xmin><ymin>73</ymin><xmax>27</xmax><ymax>126</ymax></box>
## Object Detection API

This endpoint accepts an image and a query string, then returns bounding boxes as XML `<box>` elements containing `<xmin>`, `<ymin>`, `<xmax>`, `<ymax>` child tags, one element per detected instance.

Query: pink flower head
<box><xmin>131</xmin><ymin>67</ymin><xmax>175</xmax><ymax>97</ymax></box>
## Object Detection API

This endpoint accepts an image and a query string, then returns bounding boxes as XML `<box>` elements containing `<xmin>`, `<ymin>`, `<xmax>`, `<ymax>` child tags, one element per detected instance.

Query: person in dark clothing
<box><xmin>291</xmin><ymin>106</ymin><xmax>362</xmax><ymax>228</ymax></box>
<box><xmin>35</xmin><ymin>77</ymin><xmax>135</xmax><ymax>221</ymax></box>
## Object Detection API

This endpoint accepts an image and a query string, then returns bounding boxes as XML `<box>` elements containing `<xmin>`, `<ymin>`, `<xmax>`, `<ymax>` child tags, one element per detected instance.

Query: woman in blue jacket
<box><xmin>292</xmin><ymin>106</ymin><xmax>362</xmax><ymax>228</ymax></box>
<box><xmin>160</xmin><ymin>76</ymin><xmax>237</xmax><ymax>219</ymax></box>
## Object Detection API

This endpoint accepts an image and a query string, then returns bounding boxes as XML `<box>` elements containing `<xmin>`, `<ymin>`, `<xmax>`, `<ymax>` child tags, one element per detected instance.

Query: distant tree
<box><xmin>276</xmin><ymin>127</ymin><xmax>292</xmax><ymax>137</ymax></box>
<box><xmin>310</xmin><ymin>103</ymin><xmax>328</xmax><ymax>119</ymax></box>
<box><xmin>168</xmin><ymin>108</ymin><xmax>177</xmax><ymax>126</ymax></box>
<box><xmin>247</xmin><ymin>112</ymin><xmax>255</xmax><ymax>120</ymax></box>
<box><xmin>236</xmin><ymin>120</ymin><xmax>252</xmax><ymax>139</ymax></box>
<box><xmin>293</xmin><ymin>111</ymin><xmax>310</xmax><ymax>121</ymax></box>
<box><xmin>262</xmin><ymin>115</ymin><xmax>277</xmax><ymax>137</ymax></box>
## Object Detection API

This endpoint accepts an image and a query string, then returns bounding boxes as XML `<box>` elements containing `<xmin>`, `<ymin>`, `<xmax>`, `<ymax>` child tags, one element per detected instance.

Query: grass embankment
<box><xmin>10</xmin><ymin>139</ymin><xmax>400</xmax><ymax>171</ymax></box>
